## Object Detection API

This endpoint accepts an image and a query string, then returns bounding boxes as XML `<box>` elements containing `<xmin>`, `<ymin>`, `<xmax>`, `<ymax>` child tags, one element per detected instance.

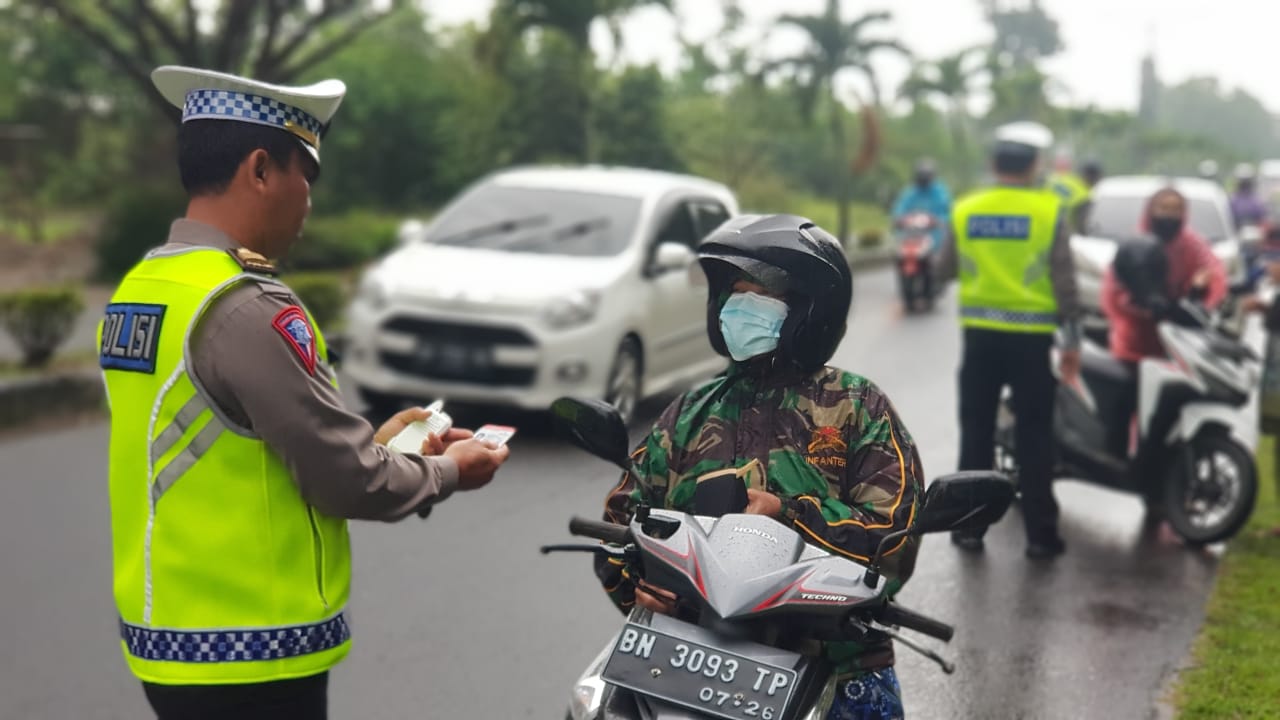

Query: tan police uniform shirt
<box><xmin>166</xmin><ymin>219</ymin><xmax>458</xmax><ymax>521</ymax></box>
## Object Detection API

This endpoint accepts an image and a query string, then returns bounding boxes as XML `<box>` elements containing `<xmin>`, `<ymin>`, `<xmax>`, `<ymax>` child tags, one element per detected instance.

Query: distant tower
<box><xmin>1138</xmin><ymin>24</ymin><xmax>1159</xmax><ymax>126</ymax></box>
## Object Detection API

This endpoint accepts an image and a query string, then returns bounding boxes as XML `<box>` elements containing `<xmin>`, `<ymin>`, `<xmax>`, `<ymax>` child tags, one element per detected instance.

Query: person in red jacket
<box><xmin>1101</xmin><ymin>186</ymin><xmax>1227</xmax><ymax>363</ymax></box>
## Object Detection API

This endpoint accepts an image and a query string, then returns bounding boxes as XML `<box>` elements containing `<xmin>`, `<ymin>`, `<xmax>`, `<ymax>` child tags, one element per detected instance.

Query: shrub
<box><xmin>857</xmin><ymin>228</ymin><xmax>886</xmax><ymax>249</ymax></box>
<box><xmin>0</xmin><ymin>287</ymin><xmax>85</xmax><ymax>368</ymax></box>
<box><xmin>285</xmin><ymin>211</ymin><xmax>403</xmax><ymax>271</ymax></box>
<box><xmin>285</xmin><ymin>272</ymin><xmax>349</xmax><ymax>332</ymax></box>
<box><xmin>96</xmin><ymin>187</ymin><xmax>186</xmax><ymax>281</ymax></box>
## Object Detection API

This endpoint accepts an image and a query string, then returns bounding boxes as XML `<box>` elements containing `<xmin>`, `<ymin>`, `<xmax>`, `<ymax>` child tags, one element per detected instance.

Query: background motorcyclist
<box><xmin>1230</xmin><ymin>163</ymin><xmax>1268</xmax><ymax>230</ymax></box>
<box><xmin>593</xmin><ymin>214</ymin><xmax>924</xmax><ymax>719</ymax></box>
<box><xmin>1102</xmin><ymin>186</ymin><xmax>1227</xmax><ymax>365</ymax></box>
<box><xmin>891</xmin><ymin>158</ymin><xmax>952</xmax><ymax>253</ymax></box>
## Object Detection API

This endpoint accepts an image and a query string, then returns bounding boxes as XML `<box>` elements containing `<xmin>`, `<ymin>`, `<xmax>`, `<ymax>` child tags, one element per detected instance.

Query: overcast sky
<box><xmin>426</xmin><ymin>0</ymin><xmax>1276</xmax><ymax>114</ymax></box>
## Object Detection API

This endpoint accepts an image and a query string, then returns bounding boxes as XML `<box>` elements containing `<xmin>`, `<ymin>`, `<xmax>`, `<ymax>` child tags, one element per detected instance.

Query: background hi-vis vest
<box><xmin>1048</xmin><ymin>172</ymin><xmax>1090</xmax><ymax>215</ymax></box>
<box><xmin>99</xmin><ymin>247</ymin><xmax>351</xmax><ymax>685</ymax></box>
<box><xmin>952</xmin><ymin>186</ymin><xmax>1063</xmax><ymax>334</ymax></box>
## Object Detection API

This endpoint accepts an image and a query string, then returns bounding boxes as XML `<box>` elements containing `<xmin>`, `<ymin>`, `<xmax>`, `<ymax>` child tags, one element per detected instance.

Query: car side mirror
<box><xmin>651</xmin><ymin>242</ymin><xmax>695</xmax><ymax>275</ymax></box>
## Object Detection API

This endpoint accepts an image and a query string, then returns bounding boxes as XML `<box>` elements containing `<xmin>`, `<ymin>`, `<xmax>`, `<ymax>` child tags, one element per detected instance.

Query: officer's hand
<box><xmin>745</xmin><ymin>489</ymin><xmax>783</xmax><ymax>518</ymax></box>
<box><xmin>1059</xmin><ymin>349</ymin><xmax>1082</xmax><ymax>387</ymax></box>
<box><xmin>634</xmin><ymin>580</ymin><xmax>679</xmax><ymax>616</ymax></box>
<box><xmin>421</xmin><ymin>428</ymin><xmax>474</xmax><ymax>456</ymax></box>
<box><xmin>373</xmin><ymin>407</ymin><xmax>434</xmax><ymax>447</ymax></box>
<box><xmin>443</xmin><ymin>438</ymin><xmax>510</xmax><ymax>491</ymax></box>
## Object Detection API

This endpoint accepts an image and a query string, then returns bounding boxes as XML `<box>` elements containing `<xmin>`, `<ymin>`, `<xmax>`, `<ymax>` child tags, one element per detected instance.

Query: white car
<box><xmin>1072</xmin><ymin>175</ymin><xmax>1242</xmax><ymax>318</ymax></box>
<box><xmin>342</xmin><ymin>165</ymin><xmax>739</xmax><ymax>423</ymax></box>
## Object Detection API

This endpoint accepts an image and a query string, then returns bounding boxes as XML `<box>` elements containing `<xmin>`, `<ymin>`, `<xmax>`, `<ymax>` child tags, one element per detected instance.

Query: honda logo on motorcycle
<box><xmin>733</xmin><ymin>526</ymin><xmax>779</xmax><ymax>543</ymax></box>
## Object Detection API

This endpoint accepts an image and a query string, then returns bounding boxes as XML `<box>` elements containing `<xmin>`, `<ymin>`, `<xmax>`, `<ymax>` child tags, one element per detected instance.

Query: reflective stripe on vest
<box><xmin>101</xmin><ymin>248</ymin><xmax>351</xmax><ymax>685</ymax></box>
<box><xmin>121</xmin><ymin>613</ymin><xmax>350</xmax><ymax>663</ymax></box>
<box><xmin>952</xmin><ymin>186</ymin><xmax>1062</xmax><ymax>334</ymax></box>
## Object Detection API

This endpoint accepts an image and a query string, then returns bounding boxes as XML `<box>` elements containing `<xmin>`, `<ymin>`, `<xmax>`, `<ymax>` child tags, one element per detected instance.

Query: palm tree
<box><xmin>481</xmin><ymin>0</ymin><xmax>673</xmax><ymax>161</ymax></box>
<box><xmin>768</xmin><ymin>1</ymin><xmax>907</xmax><ymax>244</ymax></box>
<box><xmin>899</xmin><ymin>48</ymin><xmax>986</xmax><ymax>185</ymax></box>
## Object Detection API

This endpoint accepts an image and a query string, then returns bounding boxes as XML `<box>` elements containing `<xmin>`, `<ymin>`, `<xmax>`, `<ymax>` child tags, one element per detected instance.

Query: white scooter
<box><xmin>996</xmin><ymin>299</ymin><xmax>1261</xmax><ymax>545</ymax></box>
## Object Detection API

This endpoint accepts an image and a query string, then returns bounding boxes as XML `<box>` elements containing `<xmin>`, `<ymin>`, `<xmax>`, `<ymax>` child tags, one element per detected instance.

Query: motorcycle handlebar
<box><xmin>877</xmin><ymin>603</ymin><xmax>955</xmax><ymax>642</ymax></box>
<box><xmin>568</xmin><ymin>516</ymin><xmax>633</xmax><ymax>545</ymax></box>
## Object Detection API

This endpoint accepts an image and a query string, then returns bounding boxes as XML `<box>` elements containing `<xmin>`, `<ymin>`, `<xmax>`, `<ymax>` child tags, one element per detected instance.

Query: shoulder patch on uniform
<box><xmin>228</xmin><ymin>247</ymin><xmax>278</xmax><ymax>275</ymax></box>
<box><xmin>271</xmin><ymin>305</ymin><xmax>317</xmax><ymax>375</ymax></box>
<box><xmin>101</xmin><ymin>303</ymin><xmax>166</xmax><ymax>374</ymax></box>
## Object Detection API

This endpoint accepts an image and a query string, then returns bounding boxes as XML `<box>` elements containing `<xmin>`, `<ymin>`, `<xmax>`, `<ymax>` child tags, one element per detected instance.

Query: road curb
<box><xmin>0</xmin><ymin>368</ymin><xmax>104</xmax><ymax>431</ymax></box>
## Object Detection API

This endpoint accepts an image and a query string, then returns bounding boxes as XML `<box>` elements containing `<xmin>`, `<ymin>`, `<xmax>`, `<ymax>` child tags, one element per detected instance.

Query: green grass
<box><xmin>0</xmin><ymin>210</ymin><xmax>93</xmax><ymax>245</ymax></box>
<box><xmin>0</xmin><ymin>348</ymin><xmax>99</xmax><ymax>378</ymax></box>
<box><xmin>1175</xmin><ymin>436</ymin><xmax>1280</xmax><ymax>719</ymax></box>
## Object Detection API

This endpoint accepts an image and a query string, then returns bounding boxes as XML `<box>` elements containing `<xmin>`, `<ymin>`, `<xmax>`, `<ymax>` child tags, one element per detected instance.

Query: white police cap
<box><xmin>993</xmin><ymin>121</ymin><xmax>1054</xmax><ymax>152</ymax></box>
<box><xmin>151</xmin><ymin>65</ymin><xmax>346</xmax><ymax>164</ymax></box>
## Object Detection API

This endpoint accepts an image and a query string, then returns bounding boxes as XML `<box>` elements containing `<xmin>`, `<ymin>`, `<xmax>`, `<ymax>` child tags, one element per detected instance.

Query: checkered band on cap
<box><xmin>182</xmin><ymin>88</ymin><xmax>323</xmax><ymax>147</ymax></box>
<box><xmin>121</xmin><ymin>612</ymin><xmax>350</xmax><ymax>663</ymax></box>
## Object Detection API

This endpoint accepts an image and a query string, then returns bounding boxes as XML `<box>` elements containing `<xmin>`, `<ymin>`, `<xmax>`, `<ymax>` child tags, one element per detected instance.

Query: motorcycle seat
<box><xmin>1080</xmin><ymin>343</ymin><xmax>1135</xmax><ymax>384</ymax></box>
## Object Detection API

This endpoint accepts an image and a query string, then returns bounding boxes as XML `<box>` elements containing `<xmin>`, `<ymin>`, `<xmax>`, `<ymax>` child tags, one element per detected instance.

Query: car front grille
<box><xmin>378</xmin><ymin>315</ymin><xmax>538</xmax><ymax>387</ymax></box>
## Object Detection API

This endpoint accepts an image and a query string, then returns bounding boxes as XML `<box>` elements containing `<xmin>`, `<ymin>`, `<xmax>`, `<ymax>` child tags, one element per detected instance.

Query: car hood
<box><xmin>1071</xmin><ymin>234</ymin><xmax>1241</xmax><ymax>278</ymax></box>
<box><xmin>372</xmin><ymin>244</ymin><xmax>626</xmax><ymax>306</ymax></box>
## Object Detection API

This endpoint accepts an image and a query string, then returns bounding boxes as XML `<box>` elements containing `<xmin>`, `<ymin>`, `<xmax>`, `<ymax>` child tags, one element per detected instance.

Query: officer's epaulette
<box><xmin>228</xmin><ymin>247</ymin><xmax>278</xmax><ymax>276</ymax></box>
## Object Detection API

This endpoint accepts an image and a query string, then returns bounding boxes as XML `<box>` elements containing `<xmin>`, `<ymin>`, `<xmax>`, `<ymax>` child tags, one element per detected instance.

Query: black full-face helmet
<box><xmin>697</xmin><ymin>214</ymin><xmax>853</xmax><ymax>373</ymax></box>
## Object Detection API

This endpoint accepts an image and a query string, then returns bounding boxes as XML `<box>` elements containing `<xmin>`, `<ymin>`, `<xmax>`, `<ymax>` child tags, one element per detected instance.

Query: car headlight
<box><xmin>356</xmin><ymin>272</ymin><xmax>389</xmax><ymax>311</ymax></box>
<box><xmin>543</xmin><ymin>289</ymin><xmax>601</xmax><ymax>330</ymax></box>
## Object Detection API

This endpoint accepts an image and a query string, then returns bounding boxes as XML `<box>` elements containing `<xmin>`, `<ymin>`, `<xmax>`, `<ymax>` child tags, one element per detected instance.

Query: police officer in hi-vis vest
<box><xmin>934</xmin><ymin>121</ymin><xmax>1083</xmax><ymax>560</ymax></box>
<box><xmin>98</xmin><ymin>66</ymin><xmax>510</xmax><ymax>719</ymax></box>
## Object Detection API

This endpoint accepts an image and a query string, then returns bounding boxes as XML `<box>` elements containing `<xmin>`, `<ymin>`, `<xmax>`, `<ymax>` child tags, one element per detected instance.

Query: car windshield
<box><xmin>420</xmin><ymin>185</ymin><xmax>642</xmax><ymax>257</ymax></box>
<box><xmin>1086</xmin><ymin>194</ymin><xmax>1229</xmax><ymax>243</ymax></box>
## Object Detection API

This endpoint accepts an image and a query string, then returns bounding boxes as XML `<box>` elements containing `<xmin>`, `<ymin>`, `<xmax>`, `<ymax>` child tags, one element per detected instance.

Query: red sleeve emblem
<box><xmin>271</xmin><ymin>305</ymin><xmax>317</xmax><ymax>375</ymax></box>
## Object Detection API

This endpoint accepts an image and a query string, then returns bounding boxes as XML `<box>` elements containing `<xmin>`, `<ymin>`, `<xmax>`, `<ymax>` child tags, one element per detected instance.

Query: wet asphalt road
<box><xmin>0</xmin><ymin>268</ymin><xmax>1220</xmax><ymax>719</ymax></box>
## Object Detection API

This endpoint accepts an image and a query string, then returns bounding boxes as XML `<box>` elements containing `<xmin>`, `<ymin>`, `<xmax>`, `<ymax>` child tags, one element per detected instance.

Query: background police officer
<box><xmin>934</xmin><ymin>122</ymin><xmax>1082</xmax><ymax>560</ymax></box>
<box><xmin>99</xmin><ymin>66</ymin><xmax>510</xmax><ymax>719</ymax></box>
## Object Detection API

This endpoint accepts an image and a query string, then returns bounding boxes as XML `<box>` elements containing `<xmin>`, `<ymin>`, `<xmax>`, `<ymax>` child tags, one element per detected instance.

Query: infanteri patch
<box><xmin>100</xmin><ymin>303</ymin><xmax>166</xmax><ymax>373</ymax></box>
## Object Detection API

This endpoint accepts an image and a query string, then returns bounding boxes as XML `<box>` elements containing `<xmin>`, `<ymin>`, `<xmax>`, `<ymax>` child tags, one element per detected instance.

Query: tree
<box><xmin>768</xmin><ymin>0</ymin><xmax>906</xmax><ymax>243</ymax></box>
<box><xmin>981</xmin><ymin>0</ymin><xmax>1063</xmax><ymax>76</ymax></box>
<box><xmin>594</xmin><ymin>65</ymin><xmax>683</xmax><ymax>171</ymax></box>
<box><xmin>481</xmin><ymin>0</ymin><xmax>673</xmax><ymax>161</ymax></box>
<box><xmin>898</xmin><ymin>47</ymin><xmax>985</xmax><ymax>185</ymax></box>
<box><xmin>1158</xmin><ymin>78</ymin><xmax>1280</xmax><ymax>159</ymax></box>
<box><xmin>33</xmin><ymin>0</ymin><xmax>404</xmax><ymax>122</ymax></box>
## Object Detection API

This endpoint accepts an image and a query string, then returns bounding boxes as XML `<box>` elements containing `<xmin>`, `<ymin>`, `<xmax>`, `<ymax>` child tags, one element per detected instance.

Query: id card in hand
<box><xmin>389</xmin><ymin>400</ymin><xmax>453</xmax><ymax>454</ymax></box>
<box><xmin>473</xmin><ymin>424</ymin><xmax>516</xmax><ymax>447</ymax></box>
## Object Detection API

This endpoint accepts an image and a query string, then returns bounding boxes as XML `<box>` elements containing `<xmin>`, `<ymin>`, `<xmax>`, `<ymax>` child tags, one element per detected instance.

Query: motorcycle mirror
<box><xmin>862</xmin><ymin>471</ymin><xmax>1015</xmax><ymax>589</ymax></box>
<box><xmin>550</xmin><ymin>396</ymin><xmax>633</xmax><ymax>471</ymax></box>
<box><xmin>911</xmin><ymin>471</ymin><xmax>1015</xmax><ymax>535</ymax></box>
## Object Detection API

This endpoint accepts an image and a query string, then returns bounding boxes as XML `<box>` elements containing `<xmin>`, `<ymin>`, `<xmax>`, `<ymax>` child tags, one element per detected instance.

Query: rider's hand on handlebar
<box><xmin>635</xmin><ymin>580</ymin><xmax>680</xmax><ymax>616</ymax></box>
<box><xmin>745</xmin><ymin>489</ymin><xmax>783</xmax><ymax>518</ymax></box>
<box><xmin>443</xmin><ymin>438</ymin><xmax>510</xmax><ymax>491</ymax></box>
<box><xmin>1059</xmin><ymin>349</ymin><xmax>1081</xmax><ymax>387</ymax></box>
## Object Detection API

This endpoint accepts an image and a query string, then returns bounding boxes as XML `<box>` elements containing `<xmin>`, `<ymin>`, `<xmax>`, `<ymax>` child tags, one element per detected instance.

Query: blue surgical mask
<box><xmin>719</xmin><ymin>292</ymin><xmax>789</xmax><ymax>361</ymax></box>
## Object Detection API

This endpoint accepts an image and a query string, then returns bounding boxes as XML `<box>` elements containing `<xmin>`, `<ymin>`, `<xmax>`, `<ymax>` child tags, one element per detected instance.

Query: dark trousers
<box><xmin>957</xmin><ymin>328</ymin><xmax>1060</xmax><ymax>544</ymax></box>
<box><xmin>143</xmin><ymin>672</ymin><xmax>328</xmax><ymax>720</ymax></box>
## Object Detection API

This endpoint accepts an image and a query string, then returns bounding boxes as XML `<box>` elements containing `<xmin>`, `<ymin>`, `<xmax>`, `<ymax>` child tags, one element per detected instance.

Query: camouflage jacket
<box><xmin>593</xmin><ymin>362</ymin><xmax>924</xmax><ymax>675</ymax></box>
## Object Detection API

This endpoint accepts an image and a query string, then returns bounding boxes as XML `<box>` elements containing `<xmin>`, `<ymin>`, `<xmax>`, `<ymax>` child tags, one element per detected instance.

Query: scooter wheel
<box><xmin>1164</xmin><ymin>431</ymin><xmax>1258</xmax><ymax>546</ymax></box>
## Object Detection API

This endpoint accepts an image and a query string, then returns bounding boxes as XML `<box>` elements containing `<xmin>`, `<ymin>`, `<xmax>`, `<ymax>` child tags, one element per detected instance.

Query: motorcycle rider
<box><xmin>892</xmin><ymin>158</ymin><xmax>952</xmax><ymax>252</ymax></box>
<box><xmin>1102</xmin><ymin>187</ymin><xmax>1227</xmax><ymax>365</ymax></box>
<box><xmin>933</xmin><ymin>121</ymin><xmax>1082</xmax><ymax>560</ymax></box>
<box><xmin>594</xmin><ymin>214</ymin><xmax>924</xmax><ymax>719</ymax></box>
<box><xmin>1229</xmin><ymin>164</ymin><xmax>1268</xmax><ymax>230</ymax></box>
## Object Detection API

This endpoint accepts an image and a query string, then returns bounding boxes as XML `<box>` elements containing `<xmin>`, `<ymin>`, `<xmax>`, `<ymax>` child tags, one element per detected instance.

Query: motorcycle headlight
<box><xmin>543</xmin><ymin>290</ymin><xmax>601</xmax><ymax>330</ymax></box>
<box><xmin>356</xmin><ymin>272</ymin><xmax>389</xmax><ymax>311</ymax></box>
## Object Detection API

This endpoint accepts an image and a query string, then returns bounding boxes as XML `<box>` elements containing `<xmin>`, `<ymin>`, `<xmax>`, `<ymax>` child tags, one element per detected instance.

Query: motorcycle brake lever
<box><xmin>539</xmin><ymin>543</ymin><xmax>632</xmax><ymax>559</ymax></box>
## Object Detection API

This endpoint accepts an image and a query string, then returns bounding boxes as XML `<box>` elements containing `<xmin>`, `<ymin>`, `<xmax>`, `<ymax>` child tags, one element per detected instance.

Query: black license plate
<box><xmin>415</xmin><ymin>342</ymin><xmax>492</xmax><ymax>372</ymax></box>
<box><xmin>602</xmin><ymin>623</ymin><xmax>797</xmax><ymax>720</ymax></box>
